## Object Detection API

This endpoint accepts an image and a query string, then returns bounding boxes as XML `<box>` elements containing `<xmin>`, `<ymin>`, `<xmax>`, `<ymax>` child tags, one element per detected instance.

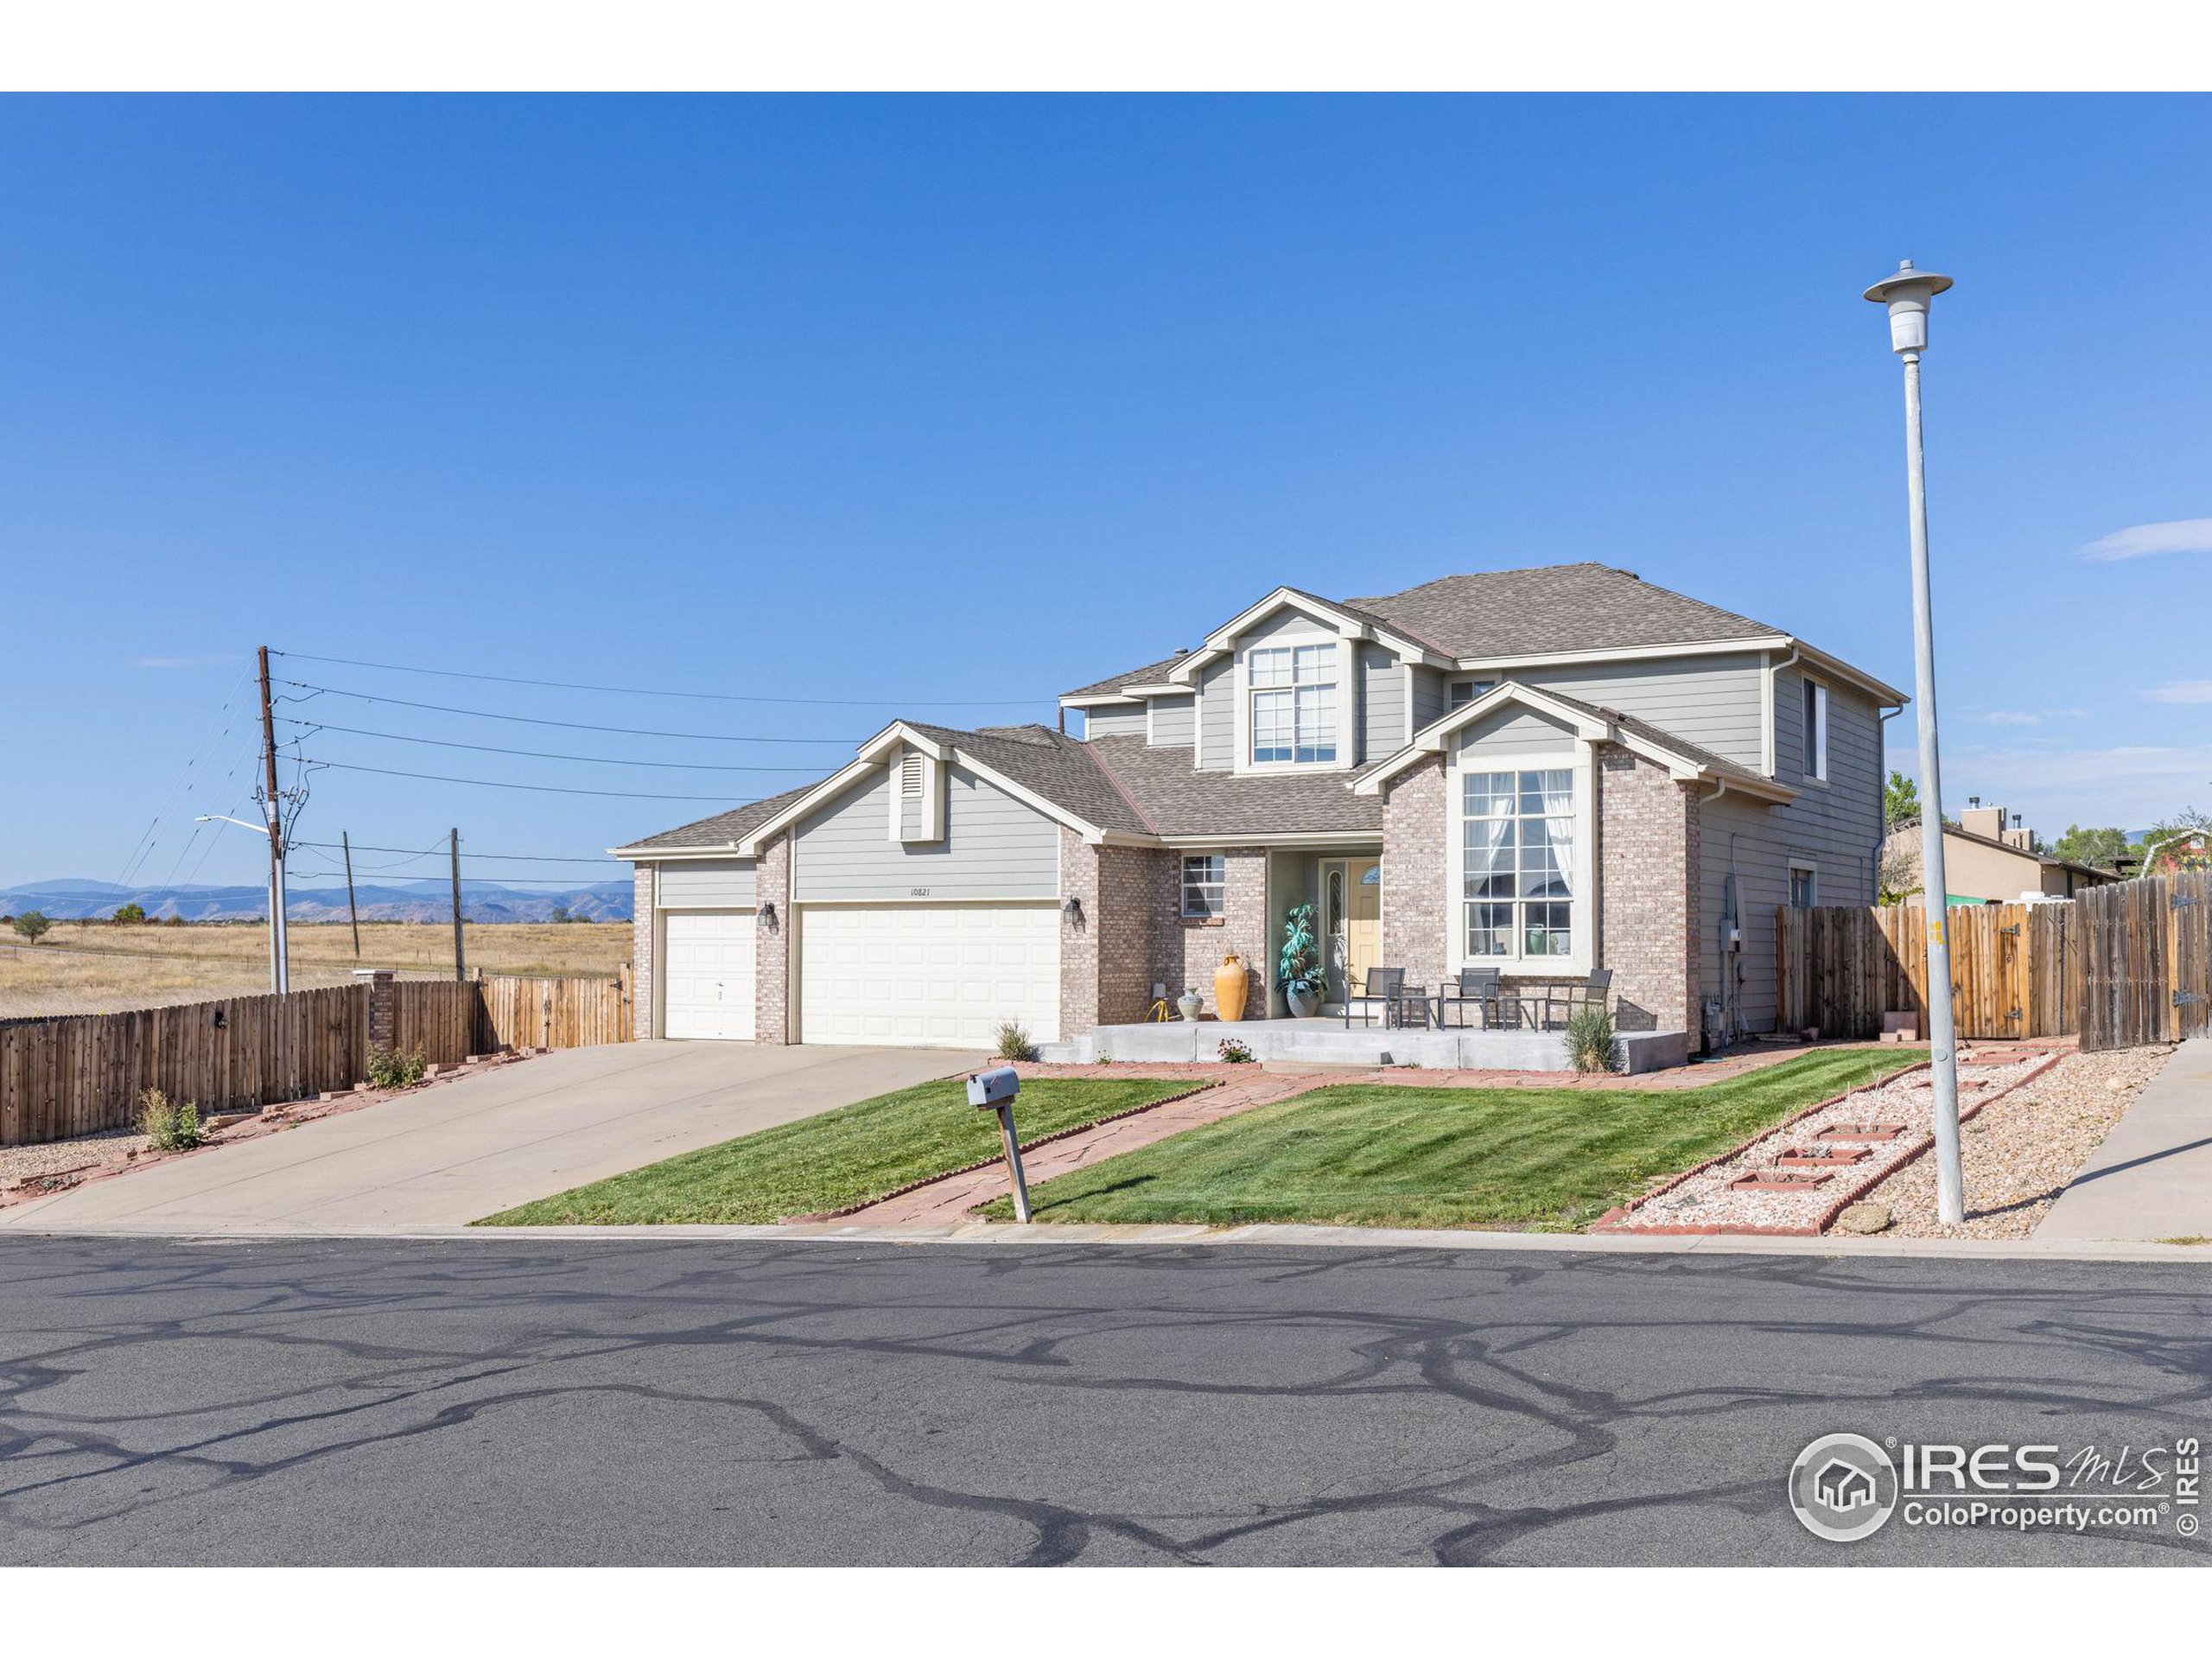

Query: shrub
<box><xmin>366</xmin><ymin>1045</ymin><xmax>429</xmax><ymax>1090</ymax></box>
<box><xmin>111</xmin><ymin>902</ymin><xmax>147</xmax><ymax>925</ymax></box>
<box><xmin>994</xmin><ymin>1021</ymin><xmax>1039</xmax><ymax>1063</ymax></box>
<box><xmin>137</xmin><ymin>1089</ymin><xmax>205</xmax><ymax>1152</ymax></box>
<box><xmin>1565</xmin><ymin>1005</ymin><xmax>1619</xmax><ymax>1075</ymax></box>
<box><xmin>11</xmin><ymin>911</ymin><xmax>52</xmax><ymax>944</ymax></box>
<box><xmin>1217</xmin><ymin>1036</ymin><xmax>1255</xmax><ymax>1065</ymax></box>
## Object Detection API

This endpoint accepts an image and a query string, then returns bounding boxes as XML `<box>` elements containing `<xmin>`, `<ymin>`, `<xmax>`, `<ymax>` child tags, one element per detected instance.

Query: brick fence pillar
<box><xmin>361</xmin><ymin>969</ymin><xmax>397</xmax><ymax>1055</ymax></box>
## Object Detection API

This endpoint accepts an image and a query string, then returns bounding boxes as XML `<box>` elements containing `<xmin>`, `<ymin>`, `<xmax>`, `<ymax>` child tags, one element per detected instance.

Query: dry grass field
<box><xmin>0</xmin><ymin>920</ymin><xmax>630</xmax><ymax>1019</ymax></box>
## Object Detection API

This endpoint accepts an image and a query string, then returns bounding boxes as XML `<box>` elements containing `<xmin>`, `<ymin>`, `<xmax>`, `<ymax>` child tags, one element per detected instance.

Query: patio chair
<box><xmin>1538</xmin><ymin>967</ymin><xmax>1613</xmax><ymax>1031</ymax></box>
<box><xmin>1435</xmin><ymin>967</ymin><xmax>1524</xmax><ymax>1030</ymax></box>
<box><xmin>1344</xmin><ymin>966</ymin><xmax>1408</xmax><ymax>1029</ymax></box>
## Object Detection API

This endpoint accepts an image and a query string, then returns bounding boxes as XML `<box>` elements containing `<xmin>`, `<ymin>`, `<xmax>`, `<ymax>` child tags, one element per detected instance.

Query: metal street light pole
<box><xmin>1864</xmin><ymin>258</ymin><xmax>1963</xmax><ymax>1224</ymax></box>
<box><xmin>196</xmin><ymin>814</ymin><xmax>289</xmax><ymax>997</ymax></box>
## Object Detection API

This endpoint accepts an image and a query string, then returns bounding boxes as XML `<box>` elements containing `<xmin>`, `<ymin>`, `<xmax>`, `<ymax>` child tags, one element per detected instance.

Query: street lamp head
<box><xmin>1863</xmin><ymin>259</ymin><xmax>1954</xmax><ymax>355</ymax></box>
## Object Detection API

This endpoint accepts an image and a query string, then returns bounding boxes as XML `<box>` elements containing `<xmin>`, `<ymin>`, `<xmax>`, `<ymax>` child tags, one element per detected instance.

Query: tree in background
<box><xmin>110</xmin><ymin>901</ymin><xmax>147</xmax><ymax>925</ymax></box>
<box><xmin>2050</xmin><ymin>825</ymin><xmax>2132</xmax><ymax>871</ymax></box>
<box><xmin>11</xmin><ymin>911</ymin><xmax>53</xmax><ymax>944</ymax></box>
<box><xmin>1884</xmin><ymin>770</ymin><xmax>1921</xmax><ymax>828</ymax></box>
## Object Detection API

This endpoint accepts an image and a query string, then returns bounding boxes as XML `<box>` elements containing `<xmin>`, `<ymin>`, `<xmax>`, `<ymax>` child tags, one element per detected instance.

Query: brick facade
<box><xmin>753</xmin><ymin>833</ymin><xmax>792</xmax><ymax>1045</ymax></box>
<box><xmin>1379</xmin><ymin>754</ymin><xmax>1448</xmax><ymax>992</ymax></box>
<box><xmin>630</xmin><ymin>863</ymin><xmax>657</xmax><ymax>1040</ymax></box>
<box><xmin>1160</xmin><ymin>846</ymin><xmax>1268</xmax><ymax>1020</ymax></box>
<box><xmin>1057</xmin><ymin>835</ymin><xmax>1268</xmax><ymax>1033</ymax></box>
<box><xmin>1595</xmin><ymin>745</ymin><xmax>1699</xmax><ymax>1034</ymax></box>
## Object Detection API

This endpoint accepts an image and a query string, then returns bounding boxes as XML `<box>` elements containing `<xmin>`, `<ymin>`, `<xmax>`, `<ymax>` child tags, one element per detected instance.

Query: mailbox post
<box><xmin>967</xmin><ymin>1065</ymin><xmax>1032</xmax><ymax>1223</ymax></box>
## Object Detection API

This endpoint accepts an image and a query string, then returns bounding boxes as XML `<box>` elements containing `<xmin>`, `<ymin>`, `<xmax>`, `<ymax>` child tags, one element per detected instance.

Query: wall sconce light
<box><xmin>211</xmin><ymin>1007</ymin><xmax>227</xmax><ymax>1030</ymax></box>
<box><xmin>1063</xmin><ymin>897</ymin><xmax>1084</xmax><ymax>925</ymax></box>
<box><xmin>760</xmin><ymin>901</ymin><xmax>778</xmax><ymax>931</ymax></box>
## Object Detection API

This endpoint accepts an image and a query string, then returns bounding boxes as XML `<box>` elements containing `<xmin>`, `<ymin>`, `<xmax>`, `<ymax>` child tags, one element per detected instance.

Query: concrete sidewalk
<box><xmin>0</xmin><ymin>1040</ymin><xmax>978</xmax><ymax>1236</ymax></box>
<box><xmin>2041</xmin><ymin>1039</ymin><xmax>2212</xmax><ymax>1243</ymax></box>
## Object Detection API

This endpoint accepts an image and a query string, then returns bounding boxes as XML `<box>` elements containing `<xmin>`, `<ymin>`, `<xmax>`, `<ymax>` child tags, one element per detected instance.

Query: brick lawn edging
<box><xmin>790</xmin><ymin>1078</ymin><xmax>1222</xmax><ymax>1224</ymax></box>
<box><xmin>1592</xmin><ymin>1050</ymin><xmax>2067</xmax><ymax>1236</ymax></box>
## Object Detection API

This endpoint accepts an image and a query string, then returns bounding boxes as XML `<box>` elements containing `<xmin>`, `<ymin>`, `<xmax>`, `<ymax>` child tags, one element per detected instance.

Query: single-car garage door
<box><xmin>662</xmin><ymin>910</ymin><xmax>756</xmax><ymax>1040</ymax></box>
<box><xmin>798</xmin><ymin>904</ymin><xmax>1059</xmax><ymax>1047</ymax></box>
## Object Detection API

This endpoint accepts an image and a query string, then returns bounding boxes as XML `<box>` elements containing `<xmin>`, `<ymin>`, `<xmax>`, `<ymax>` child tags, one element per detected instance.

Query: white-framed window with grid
<box><xmin>1461</xmin><ymin>766</ymin><xmax>1579</xmax><ymax>961</ymax></box>
<box><xmin>1181</xmin><ymin>854</ymin><xmax>1226</xmax><ymax>918</ymax></box>
<box><xmin>1249</xmin><ymin>642</ymin><xmax>1337</xmax><ymax>765</ymax></box>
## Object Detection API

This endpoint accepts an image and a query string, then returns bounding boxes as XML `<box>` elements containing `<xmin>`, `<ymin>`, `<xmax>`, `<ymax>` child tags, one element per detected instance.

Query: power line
<box><xmin>271</xmin><ymin>649</ymin><xmax>1052</xmax><ymax>709</ymax></box>
<box><xmin>274</xmin><ymin>680</ymin><xmax>861</xmax><ymax>746</ymax></box>
<box><xmin>299</xmin><ymin>758</ymin><xmax>754</xmax><ymax>803</ymax></box>
<box><xmin>291</xmin><ymin>839</ymin><xmax>621</xmax><ymax>865</ymax></box>
<box><xmin>281</xmin><ymin>717</ymin><xmax>831</xmax><ymax>773</ymax></box>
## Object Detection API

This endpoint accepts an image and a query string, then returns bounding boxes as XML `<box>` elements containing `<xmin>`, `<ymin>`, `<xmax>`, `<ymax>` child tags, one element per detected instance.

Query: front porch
<box><xmin>1037</xmin><ymin>1017</ymin><xmax>1691</xmax><ymax>1073</ymax></box>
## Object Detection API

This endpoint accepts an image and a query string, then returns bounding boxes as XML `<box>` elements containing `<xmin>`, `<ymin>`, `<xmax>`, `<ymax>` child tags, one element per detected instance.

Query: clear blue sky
<box><xmin>3</xmin><ymin>94</ymin><xmax>2207</xmax><ymax>892</ymax></box>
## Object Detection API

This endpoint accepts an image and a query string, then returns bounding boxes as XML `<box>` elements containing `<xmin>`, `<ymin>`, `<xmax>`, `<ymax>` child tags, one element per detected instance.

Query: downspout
<box><xmin>1874</xmin><ymin>700</ymin><xmax>1907</xmax><ymax>901</ymax></box>
<box><xmin>1699</xmin><ymin>778</ymin><xmax>1735</xmax><ymax>1050</ymax></box>
<box><xmin>1765</xmin><ymin>646</ymin><xmax>1802</xmax><ymax>778</ymax></box>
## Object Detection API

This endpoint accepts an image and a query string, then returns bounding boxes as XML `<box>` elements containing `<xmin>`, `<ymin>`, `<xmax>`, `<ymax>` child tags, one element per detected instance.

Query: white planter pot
<box><xmin>1177</xmin><ymin>992</ymin><xmax>1204</xmax><ymax>1022</ymax></box>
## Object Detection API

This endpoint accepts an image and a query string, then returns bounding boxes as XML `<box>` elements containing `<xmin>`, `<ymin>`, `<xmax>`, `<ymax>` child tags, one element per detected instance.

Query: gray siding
<box><xmin>1517</xmin><ymin>652</ymin><xmax>1766</xmax><ymax>772</ymax></box>
<box><xmin>1697</xmin><ymin>675</ymin><xmax>1885</xmax><ymax>1036</ymax></box>
<box><xmin>1148</xmin><ymin>694</ymin><xmax>1195</xmax><ymax>748</ymax></box>
<box><xmin>1359</xmin><ymin>645</ymin><xmax>1404</xmax><ymax>761</ymax></box>
<box><xmin>1197</xmin><ymin>659</ymin><xmax>1234</xmax><ymax>771</ymax></box>
<box><xmin>793</xmin><ymin>760</ymin><xmax>1059</xmax><ymax>902</ymax></box>
<box><xmin>1083</xmin><ymin>703</ymin><xmax>1147</xmax><ymax>741</ymax></box>
<box><xmin>1410</xmin><ymin>665</ymin><xmax>1449</xmax><ymax>736</ymax></box>
<box><xmin>655</xmin><ymin>859</ymin><xmax>758</xmax><ymax>909</ymax></box>
<box><xmin>1454</xmin><ymin>705</ymin><xmax>1580</xmax><ymax>762</ymax></box>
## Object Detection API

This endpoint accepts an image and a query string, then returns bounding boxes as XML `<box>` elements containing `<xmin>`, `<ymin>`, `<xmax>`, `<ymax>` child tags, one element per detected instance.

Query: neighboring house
<box><xmin>613</xmin><ymin>563</ymin><xmax>1902</xmax><ymax>1051</ymax></box>
<box><xmin>1883</xmin><ymin>804</ymin><xmax>2122</xmax><ymax>904</ymax></box>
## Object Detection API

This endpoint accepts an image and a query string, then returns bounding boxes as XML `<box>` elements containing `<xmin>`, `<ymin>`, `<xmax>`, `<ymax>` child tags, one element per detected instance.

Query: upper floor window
<box><xmin>1448</xmin><ymin>678</ymin><xmax>1495</xmax><ymax>709</ymax></box>
<box><xmin>1463</xmin><ymin>767</ymin><xmax>1577</xmax><ymax>961</ymax></box>
<box><xmin>1250</xmin><ymin>643</ymin><xmax>1337</xmax><ymax>765</ymax></box>
<box><xmin>1802</xmin><ymin>679</ymin><xmax>1828</xmax><ymax>782</ymax></box>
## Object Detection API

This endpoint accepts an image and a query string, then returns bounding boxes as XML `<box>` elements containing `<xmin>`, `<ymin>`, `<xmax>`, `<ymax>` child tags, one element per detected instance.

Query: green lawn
<box><xmin>477</xmin><ymin>1076</ymin><xmax>1200</xmax><ymax>1227</ymax></box>
<box><xmin>980</xmin><ymin>1049</ymin><xmax>1924</xmax><ymax>1233</ymax></box>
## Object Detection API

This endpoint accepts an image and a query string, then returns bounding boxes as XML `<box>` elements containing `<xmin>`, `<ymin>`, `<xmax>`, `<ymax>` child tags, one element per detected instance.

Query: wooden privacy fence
<box><xmin>1777</xmin><ymin>899</ymin><xmax>2080</xmax><ymax>1041</ymax></box>
<box><xmin>2078</xmin><ymin>869</ymin><xmax>2211</xmax><ymax>1051</ymax></box>
<box><xmin>1779</xmin><ymin>877</ymin><xmax>2212</xmax><ymax>1050</ymax></box>
<box><xmin>1</xmin><ymin>969</ymin><xmax>633</xmax><ymax>1147</ymax></box>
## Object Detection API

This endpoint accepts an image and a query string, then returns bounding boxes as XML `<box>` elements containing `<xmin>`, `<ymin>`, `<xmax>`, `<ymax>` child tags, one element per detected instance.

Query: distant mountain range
<box><xmin>1</xmin><ymin>877</ymin><xmax>632</xmax><ymax>925</ymax></box>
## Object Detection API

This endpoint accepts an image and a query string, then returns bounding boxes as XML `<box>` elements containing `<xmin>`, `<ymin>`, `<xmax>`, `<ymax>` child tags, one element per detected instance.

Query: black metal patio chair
<box><xmin>1538</xmin><ymin>967</ymin><xmax>1613</xmax><ymax>1031</ymax></box>
<box><xmin>1344</xmin><ymin>966</ymin><xmax>1408</xmax><ymax>1029</ymax></box>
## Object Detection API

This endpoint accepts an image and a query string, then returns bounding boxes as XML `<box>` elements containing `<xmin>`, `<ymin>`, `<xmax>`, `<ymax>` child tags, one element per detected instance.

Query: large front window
<box><xmin>1249</xmin><ymin>644</ymin><xmax>1336</xmax><ymax>764</ymax></box>
<box><xmin>1463</xmin><ymin>768</ymin><xmax>1576</xmax><ymax>959</ymax></box>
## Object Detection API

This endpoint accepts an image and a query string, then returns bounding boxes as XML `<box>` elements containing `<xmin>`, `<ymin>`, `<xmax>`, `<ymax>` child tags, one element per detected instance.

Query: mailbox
<box><xmin>967</xmin><ymin>1065</ymin><xmax>1020</xmax><ymax>1108</ymax></box>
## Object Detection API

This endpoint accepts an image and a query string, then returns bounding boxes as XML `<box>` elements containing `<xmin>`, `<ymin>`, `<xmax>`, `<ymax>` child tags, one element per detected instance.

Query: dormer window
<box><xmin>1249</xmin><ymin>643</ymin><xmax>1337</xmax><ymax>765</ymax></box>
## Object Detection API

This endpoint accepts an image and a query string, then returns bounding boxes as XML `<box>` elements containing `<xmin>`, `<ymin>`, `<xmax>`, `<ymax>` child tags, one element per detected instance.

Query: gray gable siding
<box><xmin>792</xmin><ymin>759</ymin><xmax>1060</xmax><ymax>903</ymax></box>
<box><xmin>1454</xmin><ymin>705</ymin><xmax>1580</xmax><ymax>761</ymax></box>
<box><xmin>1197</xmin><ymin>659</ymin><xmax>1234</xmax><ymax>770</ymax></box>
<box><xmin>1358</xmin><ymin>645</ymin><xmax>1404</xmax><ymax>761</ymax></box>
<box><xmin>655</xmin><ymin>860</ymin><xmax>758</xmax><ymax>908</ymax></box>
<box><xmin>1083</xmin><ymin>704</ymin><xmax>1147</xmax><ymax>741</ymax></box>
<box><xmin>1410</xmin><ymin>665</ymin><xmax>1449</xmax><ymax>735</ymax></box>
<box><xmin>1699</xmin><ymin>672</ymin><xmax>1885</xmax><ymax>1035</ymax></box>
<box><xmin>1148</xmin><ymin>694</ymin><xmax>1195</xmax><ymax>747</ymax></box>
<box><xmin>1516</xmin><ymin>652</ymin><xmax>1765</xmax><ymax>772</ymax></box>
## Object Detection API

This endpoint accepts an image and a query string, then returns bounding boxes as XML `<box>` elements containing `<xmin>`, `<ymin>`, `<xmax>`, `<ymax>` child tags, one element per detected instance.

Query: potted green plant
<box><xmin>1278</xmin><ymin>900</ymin><xmax>1325</xmax><ymax>1019</ymax></box>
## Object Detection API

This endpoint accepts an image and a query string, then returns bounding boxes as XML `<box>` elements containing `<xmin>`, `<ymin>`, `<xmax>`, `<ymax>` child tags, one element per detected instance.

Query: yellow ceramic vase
<box><xmin>1212</xmin><ymin>953</ymin><xmax>1249</xmax><ymax>1023</ymax></box>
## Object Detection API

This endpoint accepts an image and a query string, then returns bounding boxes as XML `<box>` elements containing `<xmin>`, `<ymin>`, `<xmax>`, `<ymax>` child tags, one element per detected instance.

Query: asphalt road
<box><xmin>3</xmin><ymin>1236</ymin><xmax>2209</xmax><ymax>1566</ymax></box>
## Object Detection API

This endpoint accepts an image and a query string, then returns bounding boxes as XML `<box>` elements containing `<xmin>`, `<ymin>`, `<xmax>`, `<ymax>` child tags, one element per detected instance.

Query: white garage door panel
<box><xmin>799</xmin><ymin>905</ymin><xmax>1058</xmax><ymax>1047</ymax></box>
<box><xmin>662</xmin><ymin>911</ymin><xmax>756</xmax><ymax>1040</ymax></box>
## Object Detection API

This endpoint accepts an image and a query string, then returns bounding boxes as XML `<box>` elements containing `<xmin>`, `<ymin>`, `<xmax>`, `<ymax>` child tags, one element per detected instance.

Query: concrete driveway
<box><xmin>0</xmin><ymin>1042</ymin><xmax>981</xmax><ymax>1237</ymax></box>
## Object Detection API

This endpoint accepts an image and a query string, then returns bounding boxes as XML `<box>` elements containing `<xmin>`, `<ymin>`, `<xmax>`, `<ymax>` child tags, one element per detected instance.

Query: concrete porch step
<box><xmin>1036</xmin><ymin>1018</ymin><xmax>1688</xmax><ymax>1074</ymax></box>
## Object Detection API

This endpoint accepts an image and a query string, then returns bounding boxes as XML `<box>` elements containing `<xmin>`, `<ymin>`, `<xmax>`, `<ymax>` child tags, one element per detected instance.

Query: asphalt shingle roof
<box><xmin>1060</xmin><ymin>653</ymin><xmax>1197</xmax><ymax>701</ymax></box>
<box><xmin>1083</xmin><ymin>736</ymin><xmax>1383</xmax><ymax>838</ymax></box>
<box><xmin>617</xmin><ymin>783</ymin><xmax>823</xmax><ymax>853</ymax></box>
<box><xmin>900</xmin><ymin>721</ymin><xmax>1155</xmax><ymax>837</ymax></box>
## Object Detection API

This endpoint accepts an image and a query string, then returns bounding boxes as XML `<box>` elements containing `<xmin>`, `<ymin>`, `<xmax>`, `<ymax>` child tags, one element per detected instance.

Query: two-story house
<box><xmin>613</xmin><ymin>563</ymin><xmax>1902</xmax><ymax>1058</ymax></box>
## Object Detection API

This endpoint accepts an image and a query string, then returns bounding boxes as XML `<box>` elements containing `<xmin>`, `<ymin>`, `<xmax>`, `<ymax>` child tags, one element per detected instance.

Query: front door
<box><xmin>1323</xmin><ymin>857</ymin><xmax>1383</xmax><ymax>1004</ymax></box>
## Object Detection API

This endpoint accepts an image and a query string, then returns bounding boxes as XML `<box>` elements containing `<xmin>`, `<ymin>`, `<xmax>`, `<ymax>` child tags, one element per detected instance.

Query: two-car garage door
<box><xmin>798</xmin><ymin>904</ymin><xmax>1059</xmax><ymax>1047</ymax></box>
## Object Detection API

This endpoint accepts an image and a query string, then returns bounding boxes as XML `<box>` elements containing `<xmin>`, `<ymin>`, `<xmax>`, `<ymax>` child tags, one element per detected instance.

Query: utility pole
<box><xmin>449</xmin><ymin>827</ymin><xmax>466</xmax><ymax>982</ymax></box>
<box><xmin>1864</xmin><ymin>261</ymin><xmax>1962</xmax><ymax>1224</ymax></box>
<box><xmin>256</xmin><ymin>645</ymin><xmax>290</xmax><ymax>996</ymax></box>
<box><xmin>342</xmin><ymin>830</ymin><xmax>361</xmax><ymax>957</ymax></box>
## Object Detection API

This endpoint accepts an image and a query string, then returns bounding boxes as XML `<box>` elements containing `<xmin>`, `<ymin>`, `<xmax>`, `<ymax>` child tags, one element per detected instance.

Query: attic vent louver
<box><xmin>900</xmin><ymin>753</ymin><xmax>925</xmax><ymax>796</ymax></box>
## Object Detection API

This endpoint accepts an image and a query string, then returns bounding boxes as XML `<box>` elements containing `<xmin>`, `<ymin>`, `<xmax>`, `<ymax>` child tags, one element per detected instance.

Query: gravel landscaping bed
<box><xmin>0</xmin><ymin>1127</ymin><xmax>152</xmax><ymax>1185</ymax></box>
<box><xmin>1597</xmin><ymin>1049</ymin><xmax>2051</xmax><ymax>1235</ymax></box>
<box><xmin>1858</xmin><ymin>1045</ymin><xmax>2176</xmax><ymax>1238</ymax></box>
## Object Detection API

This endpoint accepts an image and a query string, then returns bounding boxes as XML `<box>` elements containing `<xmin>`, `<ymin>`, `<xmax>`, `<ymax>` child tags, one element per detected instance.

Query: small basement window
<box><xmin>1181</xmin><ymin>855</ymin><xmax>1225</xmax><ymax>918</ymax></box>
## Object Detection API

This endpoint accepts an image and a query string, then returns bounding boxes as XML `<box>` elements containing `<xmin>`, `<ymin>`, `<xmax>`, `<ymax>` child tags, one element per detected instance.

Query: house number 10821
<box><xmin>910</xmin><ymin>887</ymin><xmax>931</xmax><ymax>897</ymax></box>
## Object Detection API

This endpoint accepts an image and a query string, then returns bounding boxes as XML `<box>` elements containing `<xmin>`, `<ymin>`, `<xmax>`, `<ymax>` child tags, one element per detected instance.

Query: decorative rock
<box><xmin>1832</xmin><ymin>1203</ymin><xmax>1892</xmax><ymax>1235</ymax></box>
